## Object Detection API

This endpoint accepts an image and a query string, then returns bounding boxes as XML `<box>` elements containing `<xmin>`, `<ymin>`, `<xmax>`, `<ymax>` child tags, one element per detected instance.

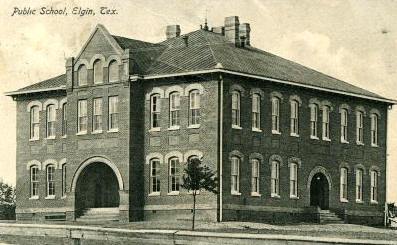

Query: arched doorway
<box><xmin>75</xmin><ymin>162</ymin><xmax>120</xmax><ymax>213</ymax></box>
<box><xmin>310</xmin><ymin>172</ymin><xmax>329</xmax><ymax>210</ymax></box>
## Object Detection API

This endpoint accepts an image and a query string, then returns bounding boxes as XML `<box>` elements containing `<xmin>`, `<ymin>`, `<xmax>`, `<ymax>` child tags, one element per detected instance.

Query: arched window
<box><xmin>168</xmin><ymin>157</ymin><xmax>180</xmax><ymax>193</ymax></box>
<box><xmin>340</xmin><ymin>109</ymin><xmax>348</xmax><ymax>143</ymax></box>
<box><xmin>46</xmin><ymin>164</ymin><xmax>55</xmax><ymax>197</ymax></box>
<box><xmin>108</xmin><ymin>60</ymin><xmax>119</xmax><ymax>82</ymax></box>
<box><xmin>290</xmin><ymin>100</ymin><xmax>299</xmax><ymax>136</ymax></box>
<box><xmin>252</xmin><ymin>93</ymin><xmax>261</xmax><ymax>131</ymax></box>
<box><xmin>30</xmin><ymin>165</ymin><xmax>39</xmax><ymax>198</ymax></box>
<box><xmin>231</xmin><ymin>156</ymin><xmax>240</xmax><ymax>194</ymax></box>
<box><xmin>150</xmin><ymin>94</ymin><xmax>160</xmax><ymax>129</ymax></box>
<box><xmin>340</xmin><ymin>167</ymin><xmax>348</xmax><ymax>202</ymax></box>
<box><xmin>93</xmin><ymin>59</ymin><xmax>103</xmax><ymax>84</ymax></box>
<box><xmin>356</xmin><ymin>111</ymin><xmax>364</xmax><ymax>144</ymax></box>
<box><xmin>355</xmin><ymin>168</ymin><xmax>363</xmax><ymax>202</ymax></box>
<box><xmin>62</xmin><ymin>103</ymin><xmax>67</xmax><ymax>136</ymax></box>
<box><xmin>370</xmin><ymin>170</ymin><xmax>378</xmax><ymax>203</ymax></box>
<box><xmin>231</xmin><ymin>91</ymin><xmax>241</xmax><ymax>128</ymax></box>
<box><xmin>322</xmin><ymin>106</ymin><xmax>330</xmax><ymax>140</ymax></box>
<box><xmin>251</xmin><ymin>159</ymin><xmax>260</xmax><ymax>195</ymax></box>
<box><xmin>289</xmin><ymin>162</ymin><xmax>298</xmax><ymax>198</ymax></box>
<box><xmin>310</xmin><ymin>104</ymin><xmax>318</xmax><ymax>138</ymax></box>
<box><xmin>189</xmin><ymin>90</ymin><xmax>200</xmax><ymax>126</ymax></box>
<box><xmin>30</xmin><ymin>106</ymin><xmax>40</xmax><ymax>140</ymax></box>
<box><xmin>169</xmin><ymin>92</ymin><xmax>180</xmax><ymax>127</ymax></box>
<box><xmin>272</xmin><ymin>97</ymin><xmax>280</xmax><ymax>133</ymax></box>
<box><xmin>271</xmin><ymin>160</ymin><xmax>280</xmax><ymax>197</ymax></box>
<box><xmin>77</xmin><ymin>64</ymin><xmax>87</xmax><ymax>86</ymax></box>
<box><xmin>46</xmin><ymin>104</ymin><xmax>56</xmax><ymax>138</ymax></box>
<box><xmin>371</xmin><ymin>114</ymin><xmax>378</xmax><ymax>146</ymax></box>
<box><xmin>62</xmin><ymin>163</ymin><xmax>67</xmax><ymax>197</ymax></box>
<box><xmin>150</xmin><ymin>158</ymin><xmax>161</xmax><ymax>194</ymax></box>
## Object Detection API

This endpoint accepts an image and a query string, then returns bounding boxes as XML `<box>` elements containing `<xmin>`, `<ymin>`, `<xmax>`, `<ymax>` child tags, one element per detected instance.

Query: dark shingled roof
<box><xmin>9</xmin><ymin>29</ymin><xmax>390</xmax><ymax>102</ymax></box>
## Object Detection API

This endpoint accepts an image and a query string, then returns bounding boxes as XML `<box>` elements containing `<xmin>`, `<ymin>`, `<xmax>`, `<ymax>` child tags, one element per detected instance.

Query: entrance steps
<box><xmin>318</xmin><ymin>210</ymin><xmax>344</xmax><ymax>224</ymax></box>
<box><xmin>76</xmin><ymin>207</ymin><xmax>119</xmax><ymax>222</ymax></box>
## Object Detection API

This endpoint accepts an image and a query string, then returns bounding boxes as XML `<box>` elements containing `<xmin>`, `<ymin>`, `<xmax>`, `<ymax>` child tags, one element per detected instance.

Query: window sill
<box><xmin>29</xmin><ymin>196</ymin><xmax>39</xmax><ymax>200</ymax></box>
<box><xmin>232</xmin><ymin>125</ymin><xmax>242</xmax><ymax>130</ymax></box>
<box><xmin>340</xmin><ymin>198</ymin><xmax>349</xmax><ymax>203</ymax></box>
<box><xmin>250</xmin><ymin>192</ymin><xmax>261</xmax><ymax>197</ymax></box>
<box><xmin>356</xmin><ymin>142</ymin><xmax>365</xmax><ymax>146</ymax></box>
<box><xmin>355</xmin><ymin>200</ymin><xmax>364</xmax><ymax>204</ymax></box>
<box><xmin>322</xmin><ymin>137</ymin><xmax>331</xmax><ymax>142</ymax></box>
<box><xmin>61</xmin><ymin>135</ymin><xmax>67</xmax><ymax>139</ymax></box>
<box><xmin>149</xmin><ymin>127</ymin><xmax>161</xmax><ymax>132</ymax></box>
<box><xmin>290</xmin><ymin>195</ymin><xmax>299</xmax><ymax>200</ymax></box>
<box><xmin>167</xmin><ymin>191</ymin><xmax>180</xmax><ymax>196</ymax></box>
<box><xmin>76</xmin><ymin>131</ymin><xmax>87</xmax><ymax>136</ymax></box>
<box><xmin>371</xmin><ymin>144</ymin><xmax>379</xmax><ymax>148</ymax></box>
<box><xmin>148</xmin><ymin>192</ymin><xmax>160</xmax><ymax>197</ymax></box>
<box><xmin>271</xmin><ymin>193</ymin><xmax>280</xmax><ymax>199</ymax></box>
<box><xmin>252</xmin><ymin>128</ymin><xmax>262</xmax><ymax>132</ymax></box>
<box><xmin>290</xmin><ymin>133</ymin><xmax>299</xmax><ymax>137</ymax></box>
<box><xmin>167</xmin><ymin>126</ymin><xmax>180</xmax><ymax>131</ymax></box>
<box><xmin>92</xmin><ymin>130</ymin><xmax>103</xmax><ymax>134</ymax></box>
<box><xmin>370</xmin><ymin>200</ymin><xmax>378</xmax><ymax>205</ymax></box>
<box><xmin>107</xmin><ymin>129</ymin><xmax>119</xmax><ymax>133</ymax></box>
<box><xmin>45</xmin><ymin>136</ymin><xmax>56</xmax><ymax>140</ymax></box>
<box><xmin>272</xmin><ymin>130</ymin><xmax>281</xmax><ymax>135</ymax></box>
<box><xmin>188</xmin><ymin>124</ymin><xmax>200</xmax><ymax>129</ymax></box>
<box><xmin>310</xmin><ymin>136</ymin><xmax>319</xmax><ymax>140</ymax></box>
<box><xmin>231</xmin><ymin>191</ymin><xmax>241</xmax><ymax>196</ymax></box>
<box><xmin>45</xmin><ymin>195</ymin><xmax>56</xmax><ymax>200</ymax></box>
<box><xmin>341</xmin><ymin>140</ymin><xmax>349</xmax><ymax>144</ymax></box>
<box><xmin>29</xmin><ymin>138</ymin><xmax>40</xmax><ymax>142</ymax></box>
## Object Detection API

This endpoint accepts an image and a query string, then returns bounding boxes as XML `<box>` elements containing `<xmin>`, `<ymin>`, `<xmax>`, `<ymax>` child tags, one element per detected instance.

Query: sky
<box><xmin>0</xmin><ymin>0</ymin><xmax>396</xmax><ymax>201</ymax></box>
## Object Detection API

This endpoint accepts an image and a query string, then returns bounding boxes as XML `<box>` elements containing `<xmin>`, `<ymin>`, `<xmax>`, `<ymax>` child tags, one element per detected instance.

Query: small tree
<box><xmin>181</xmin><ymin>158</ymin><xmax>218</xmax><ymax>230</ymax></box>
<box><xmin>0</xmin><ymin>181</ymin><xmax>16</xmax><ymax>220</ymax></box>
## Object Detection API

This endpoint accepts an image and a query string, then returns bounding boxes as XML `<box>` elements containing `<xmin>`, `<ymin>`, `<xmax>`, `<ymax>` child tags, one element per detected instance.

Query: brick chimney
<box><xmin>224</xmin><ymin>16</ymin><xmax>240</xmax><ymax>45</ymax></box>
<box><xmin>166</xmin><ymin>25</ymin><xmax>181</xmax><ymax>39</ymax></box>
<box><xmin>239</xmin><ymin>23</ymin><xmax>250</xmax><ymax>46</ymax></box>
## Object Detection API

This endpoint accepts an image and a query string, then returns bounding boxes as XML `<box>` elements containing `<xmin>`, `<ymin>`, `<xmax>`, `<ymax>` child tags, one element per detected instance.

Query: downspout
<box><xmin>218</xmin><ymin>73</ymin><xmax>224</xmax><ymax>222</ymax></box>
<box><xmin>385</xmin><ymin>104</ymin><xmax>392</xmax><ymax>226</ymax></box>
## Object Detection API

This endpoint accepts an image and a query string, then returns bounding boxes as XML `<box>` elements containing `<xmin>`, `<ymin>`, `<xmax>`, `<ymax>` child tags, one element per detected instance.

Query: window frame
<box><xmin>77</xmin><ymin>99</ymin><xmax>88</xmax><ymax>134</ymax></box>
<box><xmin>169</xmin><ymin>92</ymin><xmax>181</xmax><ymax>129</ymax></box>
<box><xmin>108</xmin><ymin>96</ymin><xmax>119</xmax><ymax>132</ymax></box>
<box><xmin>108</xmin><ymin>60</ymin><xmax>119</xmax><ymax>83</ymax></box>
<box><xmin>290</xmin><ymin>100</ymin><xmax>299</xmax><ymax>136</ymax></box>
<box><xmin>271</xmin><ymin>160</ymin><xmax>280</xmax><ymax>198</ymax></box>
<box><xmin>92</xmin><ymin>98</ymin><xmax>103</xmax><ymax>133</ymax></box>
<box><xmin>370</xmin><ymin>170</ymin><xmax>378</xmax><ymax>203</ymax></box>
<box><xmin>251</xmin><ymin>93</ymin><xmax>261</xmax><ymax>131</ymax></box>
<box><xmin>168</xmin><ymin>157</ymin><xmax>180</xmax><ymax>194</ymax></box>
<box><xmin>231</xmin><ymin>156</ymin><xmax>240</xmax><ymax>195</ymax></box>
<box><xmin>271</xmin><ymin>97</ymin><xmax>280</xmax><ymax>134</ymax></box>
<box><xmin>340</xmin><ymin>108</ymin><xmax>348</xmax><ymax>143</ymax></box>
<box><xmin>251</xmin><ymin>159</ymin><xmax>260</xmax><ymax>196</ymax></box>
<box><xmin>322</xmin><ymin>106</ymin><xmax>330</xmax><ymax>141</ymax></box>
<box><xmin>150</xmin><ymin>94</ymin><xmax>161</xmax><ymax>130</ymax></box>
<box><xmin>340</xmin><ymin>167</ymin><xmax>348</xmax><ymax>202</ymax></box>
<box><xmin>93</xmin><ymin>59</ymin><xmax>103</xmax><ymax>84</ymax></box>
<box><xmin>30</xmin><ymin>165</ymin><xmax>39</xmax><ymax>198</ymax></box>
<box><xmin>371</xmin><ymin>114</ymin><xmax>378</xmax><ymax>147</ymax></box>
<box><xmin>46</xmin><ymin>104</ymin><xmax>56</xmax><ymax>139</ymax></box>
<box><xmin>189</xmin><ymin>90</ymin><xmax>201</xmax><ymax>127</ymax></box>
<box><xmin>289</xmin><ymin>163</ymin><xmax>298</xmax><ymax>198</ymax></box>
<box><xmin>77</xmin><ymin>64</ymin><xmax>87</xmax><ymax>86</ymax></box>
<box><xmin>46</xmin><ymin>164</ymin><xmax>56</xmax><ymax>198</ymax></box>
<box><xmin>356</xmin><ymin>111</ymin><xmax>364</xmax><ymax>145</ymax></box>
<box><xmin>231</xmin><ymin>91</ymin><xmax>241</xmax><ymax>129</ymax></box>
<box><xmin>149</xmin><ymin>158</ymin><xmax>161</xmax><ymax>195</ymax></box>
<box><xmin>61</xmin><ymin>164</ymin><xmax>67</xmax><ymax>197</ymax></box>
<box><xmin>355</xmin><ymin>169</ymin><xmax>363</xmax><ymax>203</ymax></box>
<box><xmin>62</xmin><ymin>103</ymin><xmax>67</xmax><ymax>137</ymax></box>
<box><xmin>30</xmin><ymin>106</ymin><xmax>40</xmax><ymax>140</ymax></box>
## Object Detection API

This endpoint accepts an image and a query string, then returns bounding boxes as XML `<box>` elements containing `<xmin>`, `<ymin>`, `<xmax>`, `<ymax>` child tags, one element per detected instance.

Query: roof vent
<box><xmin>182</xmin><ymin>36</ymin><xmax>189</xmax><ymax>47</ymax></box>
<box><xmin>166</xmin><ymin>25</ymin><xmax>181</xmax><ymax>39</ymax></box>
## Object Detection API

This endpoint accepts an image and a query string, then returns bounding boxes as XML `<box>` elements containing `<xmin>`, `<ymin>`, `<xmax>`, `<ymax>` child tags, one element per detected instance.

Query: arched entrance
<box><xmin>310</xmin><ymin>172</ymin><xmax>329</xmax><ymax>210</ymax></box>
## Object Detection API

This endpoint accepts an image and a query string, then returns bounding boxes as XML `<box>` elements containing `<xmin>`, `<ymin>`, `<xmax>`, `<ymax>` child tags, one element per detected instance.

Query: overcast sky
<box><xmin>0</xmin><ymin>0</ymin><xmax>396</xmax><ymax>201</ymax></box>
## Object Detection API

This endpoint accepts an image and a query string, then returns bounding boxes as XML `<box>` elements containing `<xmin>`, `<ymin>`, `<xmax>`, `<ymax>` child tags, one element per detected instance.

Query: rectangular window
<box><xmin>356</xmin><ymin>169</ymin><xmax>363</xmax><ymax>202</ymax></box>
<box><xmin>169</xmin><ymin>158</ymin><xmax>180</xmax><ymax>193</ymax></box>
<box><xmin>356</xmin><ymin>111</ymin><xmax>364</xmax><ymax>144</ymax></box>
<box><xmin>231</xmin><ymin>157</ymin><xmax>240</xmax><ymax>194</ymax></box>
<box><xmin>169</xmin><ymin>92</ymin><xmax>180</xmax><ymax>127</ymax></box>
<box><xmin>340</xmin><ymin>168</ymin><xmax>348</xmax><ymax>201</ymax></box>
<box><xmin>30</xmin><ymin>106</ymin><xmax>40</xmax><ymax>140</ymax></box>
<box><xmin>322</xmin><ymin>106</ymin><xmax>330</xmax><ymax>140</ymax></box>
<box><xmin>30</xmin><ymin>166</ymin><xmax>39</xmax><ymax>197</ymax></box>
<box><xmin>272</xmin><ymin>98</ymin><xmax>280</xmax><ymax>133</ymax></box>
<box><xmin>251</xmin><ymin>159</ymin><xmax>260</xmax><ymax>195</ymax></box>
<box><xmin>150</xmin><ymin>159</ymin><xmax>160</xmax><ymax>194</ymax></box>
<box><xmin>252</xmin><ymin>94</ymin><xmax>260</xmax><ymax>130</ymax></box>
<box><xmin>46</xmin><ymin>105</ymin><xmax>56</xmax><ymax>138</ymax></box>
<box><xmin>232</xmin><ymin>91</ymin><xmax>241</xmax><ymax>128</ymax></box>
<box><xmin>310</xmin><ymin>105</ymin><xmax>318</xmax><ymax>138</ymax></box>
<box><xmin>151</xmin><ymin>94</ymin><xmax>160</xmax><ymax>129</ymax></box>
<box><xmin>93</xmin><ymin>98</ymin><xmax>103</xmax><ymax>132</ymax></box>
<box><xmin>62</xmin><ymin>103</ymin><xmax>67</xmax><ymax>136</ymax></box>
<box><xmin>371</xmin><ymin>114</ymin><xmax>378</xmax><ymax>146</ymax></box>
<box><xmin>189</xmin><ymin>90</ymin><xmax>201</xmax><ymax>126</ymax></box>
<box><xmin>109</xmin><ymin>96</ymin><xmax>119</xmax><ymax>130</ymax></box>
<box><xmin>371</xmin><ymin>170</ymin><xmax>378</xmax><ymax>203</ymax></box>
<box><xmin>341</xmin><ymin>109</ymin><xmax>348</xmax><ymax>143</ymax></box>
<box><xmin>62</xmin><ymin>164</ymin><xmax>66</xmax><ymax>197</ymax></box>
<box><xmin>289</xmin><ymin>163</ymin><xmax>298</xmax><ymax>198</ymax></box>
<box><xmin>271</xmin><ymin>161</ymin><xmax>280</xmax><ymax>197</ymax></box>
<box><xmin>77</xmin><ymin>100</ymin><xmax>87</xmax><ymax>133</ymax></box>
<box><xmin>47</xmin><ymin>165</ymin><xmax>55</xmax><ymax>197</ymax></box>
<box><xmin>290</xmin><ymin>101</ymin><xmax>299</xmax><ymax>136</ymax></box>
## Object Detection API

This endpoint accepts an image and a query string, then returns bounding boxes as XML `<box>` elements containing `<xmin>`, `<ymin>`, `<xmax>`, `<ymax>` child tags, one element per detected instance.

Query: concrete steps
<box><xmin>76</xmin><ymin>207</ymin><xmax>119</xmax><ymax>222</ymax></box>
<box><xmin>318</xmin><ymin>210</ymin><xmax>344</xmax><ymax>224</ymax></box>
